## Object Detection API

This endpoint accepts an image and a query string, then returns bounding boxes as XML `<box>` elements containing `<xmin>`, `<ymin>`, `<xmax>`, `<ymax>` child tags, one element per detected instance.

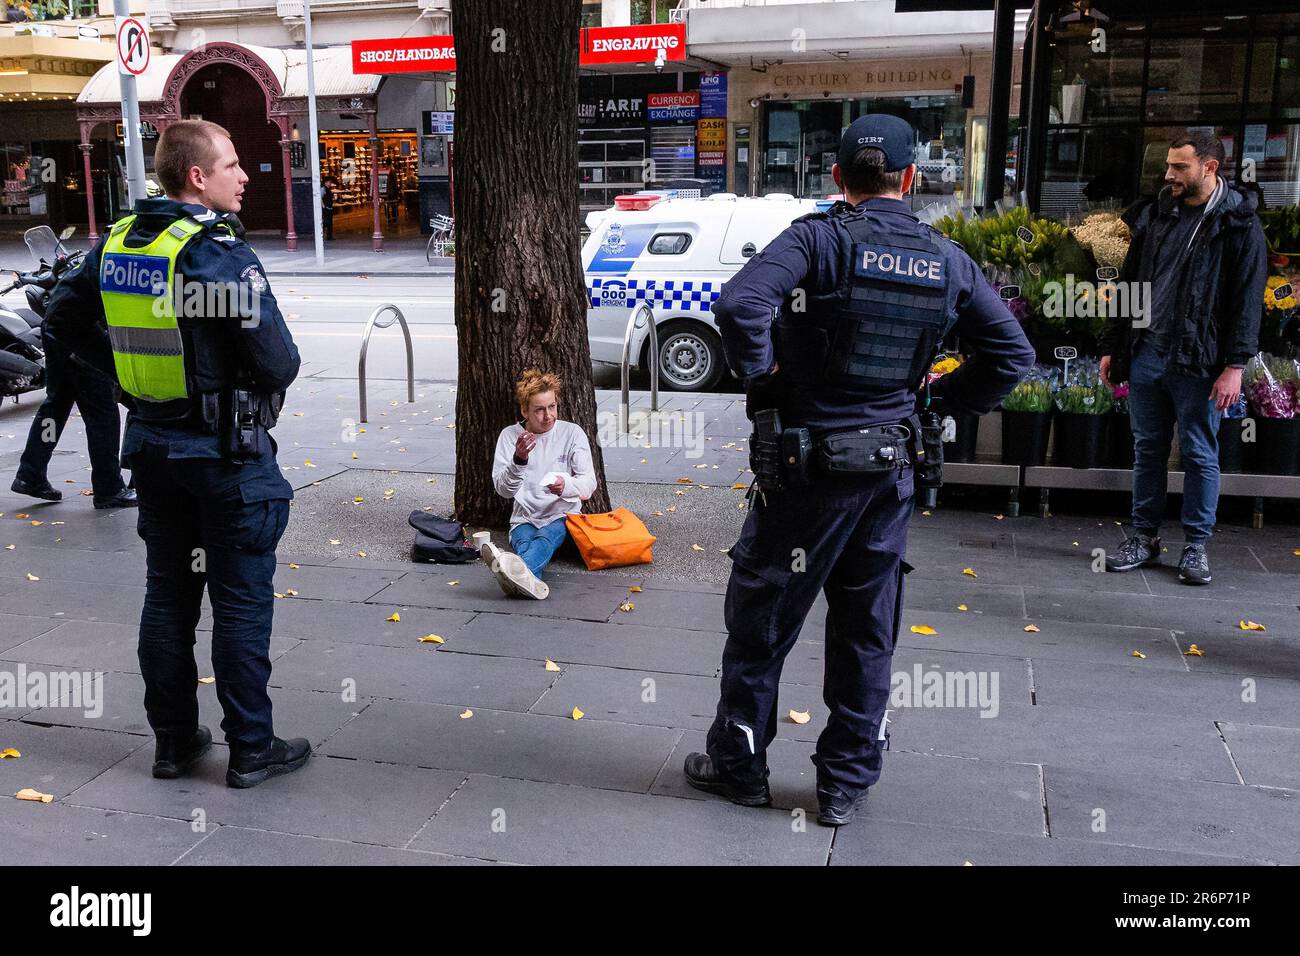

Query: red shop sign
<box><xmin>352</xmin><ymin>36</ymin><xmax>456</xmax><ymax>74</ymax></box>
<box><xmin>581</xmin><ymin>24</ymin><xmax>687</xmax><ymax>65</ymax></box>
<box><xmin>647</xmin><ymin>91</ymin><xmax>699</xmax><ymax>109</ymax></box>
<box><xmin>353</xmin><ymin>24</ymin><xmax>687</xmax><ymax>75</ymax></box>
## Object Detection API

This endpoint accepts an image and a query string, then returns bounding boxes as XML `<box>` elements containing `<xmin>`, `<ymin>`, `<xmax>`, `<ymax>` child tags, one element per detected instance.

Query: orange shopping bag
<box><xmin>565</xmin><ymin>507</ymin><xmax>655</xmax><ymax>571</ymax></box>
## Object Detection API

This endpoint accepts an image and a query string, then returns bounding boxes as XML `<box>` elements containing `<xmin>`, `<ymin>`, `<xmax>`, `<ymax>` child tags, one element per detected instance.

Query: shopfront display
<box><xmin>318</xmin><ymin>130</ymin><xmax>419</xmax><ymax>236</ymax></box>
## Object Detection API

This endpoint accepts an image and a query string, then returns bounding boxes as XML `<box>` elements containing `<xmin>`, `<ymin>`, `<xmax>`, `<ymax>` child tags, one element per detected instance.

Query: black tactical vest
<box><xmin>775</xmin><ymin>206</ymin><xmax>952</xmax><ymax>398</ymax></box>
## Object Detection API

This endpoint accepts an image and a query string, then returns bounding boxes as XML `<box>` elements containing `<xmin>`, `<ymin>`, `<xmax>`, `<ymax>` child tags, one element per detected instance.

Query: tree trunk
<box><xmin>451</xmin><ymin>0</ymin><xmax>610</xmax><ymax>528</ymax></box>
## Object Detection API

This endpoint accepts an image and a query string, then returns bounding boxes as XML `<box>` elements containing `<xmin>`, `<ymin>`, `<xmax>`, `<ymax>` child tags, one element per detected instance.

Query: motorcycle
<box><xmin>0</xmin><ymin>225</ymin><xmax>81</xmax><ymax>401</ymax></box>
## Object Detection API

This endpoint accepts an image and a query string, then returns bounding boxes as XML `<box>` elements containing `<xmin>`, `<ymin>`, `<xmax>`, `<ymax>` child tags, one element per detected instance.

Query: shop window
<box><xmin>1047</xmin><ymin>35</ymin><xmax>1145</xmax><ymax>125</ymax></box>
<box><xmin>648</xmin><ymin>233</ymin><xmax>691</xmax><ymax>255</ymax></box>
<box><xmin>631</xmin><ymin>0</ymin><xmax>677</xmax><ymax>24</ymax></box>
<box><xmin>1145</xmin><ymin>36</ymin><xmax>1248</xmax><ymax>124</ymax></box>
<box><xmin>1040</xmin><ymin>126</ymin><xmax>1142</xmax><ymax>217</ymax></box>
<box><xmin>581</xmin><ymin>0</ymin><xmax>602</xmax><ymax>28</ymax></box>
<box><xmin>1248</xmin><ymin>123</ymin><xmax>1300</xmax><ymax>208</ymax></box>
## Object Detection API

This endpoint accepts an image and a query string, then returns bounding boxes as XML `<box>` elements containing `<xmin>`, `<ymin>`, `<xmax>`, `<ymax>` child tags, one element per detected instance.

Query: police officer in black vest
<box><xmin>44</xmin><ymin>120</ymin><xmax>310</xmax><ymax>788</ymax></box>
<box><xmin>683</xmin><ymin>115</ymin><xmax>1034</xmax><ymax>826</ymax></box>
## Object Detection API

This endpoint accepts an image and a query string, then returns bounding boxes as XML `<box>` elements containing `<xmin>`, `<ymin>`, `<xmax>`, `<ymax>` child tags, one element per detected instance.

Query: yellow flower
<box><xmin>1265</xmin><ymin>275</ymin><xmax>1297</xmax><ymax>311</ymax></box>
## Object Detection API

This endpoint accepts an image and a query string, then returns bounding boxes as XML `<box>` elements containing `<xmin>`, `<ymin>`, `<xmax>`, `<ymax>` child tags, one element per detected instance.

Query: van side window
<box><xmin>648</xmin><ymin>233</ymin><xmax>692</xmax><ymax>255</ymax></box>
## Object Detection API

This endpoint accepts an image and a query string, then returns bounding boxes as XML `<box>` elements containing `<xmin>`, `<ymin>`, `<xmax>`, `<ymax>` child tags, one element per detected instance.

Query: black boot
<box><xmin>226</xmin><ymin>736</ymin><xmax>312</xmax><ymax>789</ymax></box>
<box><xmin>816</xmin><ymin>783</ymin><xmax>868</xmax><ymax>827</ymax></box>
<box><xmin>94</xmin><ymin>487</ymin><xmax>137</xmax><ymax>509</ymax></box>
<box><xmin>683</xmin><ymin>752</ymin><xmax>771</xmax><ymax>807</ymax></box>
<box><xmin>152</xmin><ymin>725</ymin><xmax>213</xmax><ymax>779</ymax></box>
<box><xmin>11</xmin><ymin>477</ymin><xmax>61</xmax><ymax>501</ymax></box>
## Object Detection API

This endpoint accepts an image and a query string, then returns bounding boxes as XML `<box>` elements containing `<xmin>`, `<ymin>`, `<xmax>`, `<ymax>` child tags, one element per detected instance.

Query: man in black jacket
<box><xmin>1099</xmin><ymin>130</ymin><xmax>1267</xmax><ymax>585</ymax></box>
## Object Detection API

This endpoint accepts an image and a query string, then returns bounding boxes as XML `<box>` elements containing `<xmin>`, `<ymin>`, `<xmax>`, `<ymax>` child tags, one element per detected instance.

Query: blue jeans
<box><xmin>509</xmin><ymin>518</ymin><xmax>569</xmax><ymax>578</ymax></box>
<box><xmin>1128</xmin><ymin>341</ymin><xmax>1222</xmax><ymax>544</ymax></box>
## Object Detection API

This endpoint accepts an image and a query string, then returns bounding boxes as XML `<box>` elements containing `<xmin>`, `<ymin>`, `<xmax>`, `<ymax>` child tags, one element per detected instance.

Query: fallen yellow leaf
<box><xmin>571</xmin><ymin>706</ymin><xmax>585</xmax><ymax>720</ymax></box>
<box><xmin>25</xmin><ymin>573</ymin><xmax>38</xmax><ymax>582</ymax></box>
<box><xmin>676</xmin><ymin>478</ymin><xmax>693</xmax><ymax>484</ymax></box>
<box><xmin>29</xmin><ymin>521</ymin><xmax>42</xmax><ymax>527</ymax></box>
<box><xmin>459</xmin><ymin>709</ymin><xmax>473</xmax><ymax>719</ymax></box>
<box><xmin>357</xmin><ymin>550</ymin><xmax>367</xmax><ymax>557</ymax></box>
<box><xmin>1293</xmin><ymin>550</ymin><xmax>1300</xmax><ymax>556</ymax></box>
<box><xmin>1239</xmin><ymin>620</ymin><xmax>1266</xmax><ymax>632</ymax></box>
<box><xmin>650</xmin><ymin>511</ymin><xmax>663</xmax><ymax>517</ymax></box>
<box><xmin>629</xmin><ymin>586</ymin><xmax>642</xmax><ymax>593</ymax></box>
<box><xmin>1024</xmin><ymin>624</ymin><xmax>1041</xmax><ymax>633</ymax></box>
<box><xmin>303</xmin><ymin>459</ymin><xmax>316</xmax><ymax>467</ymax></box>
<box><xmin>14</xmin><ymin>513</ymin><xmax>28</xmax><ymax>519</ymax></box>
<box><xmin>957</xmin><ymin>604</ymin><xmax>969</xmax><ymax>611</ymax></box>
<box><xmin>619</xmin><ymin>602</ymin><xmax>635</xmax><ymax>612</ymax></box>
<box><xmin>910</xmin><ymin>624</ymin><xmax>938</xmax><ymax>635</ymax></box>
<box><xmin>288</xmin><ymin>563</ymin><xmax>299</xmax><ymax>569</ymax></box>
<box><xmin>4</xmin><ymin>545</ymin><xmax>13</xmax><ymax>550</ymax></box>
<box><xmin>732</xmin><ymin>483</ymin><xmax>748</xmax><ymax>490</ymax></box>
<box><xmin>995</xmin><ymin>514</ymin><xmax>1005</xmax><ymax>520</ymax></box>
<box><xmin>328</xmin><ymin>538</ymin><xmax>341</xmax><ymax>545</ymax></box>
<box><xmin>198</xmin><ymin>677</ymin><xmax>215</xmax><ymax>684</ymax></box>
<box><xmin>1131</xmin><ymin>650</ymin><xmax>1146</xmax><ymax>659</ymax></box>
<box><xmin>788</xmin><ymin>709</ymin><xmax>811</xmax><ymax>725</ymax></box>
<box><xmin>962</xmin><ymin>568</ymin><xmax>978</xmax><ymax>578</ymax></box>
<box><xmin>1184</xmin><ymin>644</ymin><xmax>1205</xmax><ymax>657</ymax></box>
<box><xmin>273</xmin><ymin>592</ymin><xmax>285</xmax><ymax>599</ymax></box>
<box><xmin>0</xmin><ymin>748</ymin><xmax>20</xmax><ymax>759</ymax></box>
<box><xmin>921</xmin><ymin>510</ymin><xmax>932</xmax><ymax>516</ymax></box>
<box><xmin>353</xmin><ymin>497</ymin><xmax>365</xmax><ymax>504</ymax></box>
<box><xmin>544</xmin><ymin>659</ymin><xmax>561</xmax><ymax>672</ymax></box>
<box><xmin>352</xmin><ymin>452</ymin><xmax>359</xmax><ymax>460</ymax></box>
<box><xmin>15</xmin><ymin>788</ymin><xmax>53</xmax><ymax>803</ymax></box>
<box><xmin>448</xmin><ymin>580</ymin><xmax>459</xmax><ymax>586</ymax></box>
<box><xmin>419</xmin><ymin>634</ymin><xmax>445</xmax><ymax>644</ymax></box>
<box><xmin>690</xmin><ymin>544</ymin><xmax>705</xmax><ymax>552</ymax></box>
<box><xmin>387</xmin><ymin>612</ymin><xmax>401</xmax><ymax>623</ymax></box>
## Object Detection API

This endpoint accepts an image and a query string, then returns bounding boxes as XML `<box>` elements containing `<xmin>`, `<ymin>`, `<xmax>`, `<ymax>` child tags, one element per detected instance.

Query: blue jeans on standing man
<box><xmin>1128</xmin><ymin>340</ymin><xmax>1223</xmax><ymax>544</ymax></box>
<box><xmin>509</xmin><ymin>518</ymin><xmax>569</xmax><ymax>578</ymax></box>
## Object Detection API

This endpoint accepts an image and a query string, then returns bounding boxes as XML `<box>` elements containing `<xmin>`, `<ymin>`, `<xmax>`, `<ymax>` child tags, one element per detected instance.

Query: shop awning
<box><xmin>77</xmin><ymin>44</ymin><xmax>377</xmax><ymax>106</ymax></box>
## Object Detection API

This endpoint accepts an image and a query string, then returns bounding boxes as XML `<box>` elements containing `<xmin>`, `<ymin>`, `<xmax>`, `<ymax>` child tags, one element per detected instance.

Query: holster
<box><xmin>199</xmin><ymin>386</ymin><xmax>281</xmax><ymax>462</ymax></box>
<box><xmin>909</xmin><ymin>411</ymin><xmax>944</xmax><ymax>491</ymax></box>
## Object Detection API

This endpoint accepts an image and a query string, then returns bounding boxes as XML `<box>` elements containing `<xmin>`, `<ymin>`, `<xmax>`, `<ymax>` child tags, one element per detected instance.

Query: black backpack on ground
<box><xmin>408</xmin><ymin>511</ymin><xmax>478</xmax><ymax>564</ymax></box>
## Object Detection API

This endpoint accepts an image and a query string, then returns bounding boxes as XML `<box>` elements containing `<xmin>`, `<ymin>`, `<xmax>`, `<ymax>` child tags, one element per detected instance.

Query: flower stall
<box><xmin>921</xmin><ymin>199</ymin><xmax>1300</xmax><ymax>524</ymax></box>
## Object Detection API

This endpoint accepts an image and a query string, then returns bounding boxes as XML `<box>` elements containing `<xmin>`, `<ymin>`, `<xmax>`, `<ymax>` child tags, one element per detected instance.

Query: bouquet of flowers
<box><xmin>1069</xmin><ymin>211</ymin><xmax>1132</xmax><ymax>270</ymax></box>
<box><xmin>1111</xmin><ymin>382</ymin><xmax>1130</xmax><ymax>416</ymax></box>
<box><xmin>926</xmin><ymin>353</ymin><xmax>963</xmax><ymax>386</ymax></box>
<box><xmin>1001</xmin><ymin>365</ymin><xmax>1059</xmax><ymax>413</ymax></box>
<box><xmin>1244</xmin><ymin>352</ymin><xmax>1300</xmax><ymax>420</ymax></box>
<box><xmin>1054</xmin><ymin>356</ymin><xmax>1113</xmax><ymax>414</ymax></box>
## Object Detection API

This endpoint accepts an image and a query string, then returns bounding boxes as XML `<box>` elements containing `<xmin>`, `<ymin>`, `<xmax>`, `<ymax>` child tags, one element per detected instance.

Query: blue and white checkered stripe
<box><xmin>588</xmin><ymin>277</ymin><xmax>722</xmax><ymax>313</ymax></box>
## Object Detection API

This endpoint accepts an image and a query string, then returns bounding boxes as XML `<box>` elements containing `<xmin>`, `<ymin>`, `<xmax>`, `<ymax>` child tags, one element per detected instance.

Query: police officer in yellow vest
<box><xmin>44</xmin><ymin>120</ymin><xmax>309</xmax><ymax>788</ymax></box>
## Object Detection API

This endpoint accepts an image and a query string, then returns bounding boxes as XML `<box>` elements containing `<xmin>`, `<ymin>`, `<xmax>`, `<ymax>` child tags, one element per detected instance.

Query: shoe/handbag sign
<box><xmin>116</xmin><ymin>17</ymin><xmax>150</xmax><ymax>76</ymax></box>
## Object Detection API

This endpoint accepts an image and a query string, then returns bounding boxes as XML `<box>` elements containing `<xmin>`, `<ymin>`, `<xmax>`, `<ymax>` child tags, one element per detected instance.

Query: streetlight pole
<box><xmin>113</xmin><ymin>0</ymin><xmax>147</xmax><ymax>209</ymax></box>
<box><xmin>304</xmin><ymin>0</ymin><xmax>325</xmax><ymax>266</ymax></box>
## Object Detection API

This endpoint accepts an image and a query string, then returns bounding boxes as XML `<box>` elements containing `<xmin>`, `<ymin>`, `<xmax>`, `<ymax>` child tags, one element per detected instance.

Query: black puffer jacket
<box><xmin>1100</xmin><ymin>182</ymin><xmax>1267</xmax><ymax>382</ymax></box>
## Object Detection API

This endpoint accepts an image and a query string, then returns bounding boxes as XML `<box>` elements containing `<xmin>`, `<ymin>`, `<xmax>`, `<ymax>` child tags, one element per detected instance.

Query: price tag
<box><xmin>999</xmin><ymin>285</ymin><xmax>1020</xmax><ymax>300</ymax></box>
<box><xmin>1054</xmin><ymin>346</ymin><xmax>1078</xmax><ymax>361</ymax></box>
<box><xmin>1096</xmin><ymin>266</ymin><xmax>1119</xmax><ymax>281</ymax></box>
<box><xmin>1275</xmin><ymin>282</ymin><xmax>1293</xmax><ymax>301</ymax></box>
<box><xmin>1016</xmin><ymin>226</ymin><xmax>1034</xmax><ymax>243</ymax></box>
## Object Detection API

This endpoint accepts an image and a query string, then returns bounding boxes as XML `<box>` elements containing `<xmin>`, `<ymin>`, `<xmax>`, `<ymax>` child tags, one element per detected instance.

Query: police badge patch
<box><xmin>239</xmin><ymin>263</ymin><xmax>269</xmax><ymax>294</ymax></box>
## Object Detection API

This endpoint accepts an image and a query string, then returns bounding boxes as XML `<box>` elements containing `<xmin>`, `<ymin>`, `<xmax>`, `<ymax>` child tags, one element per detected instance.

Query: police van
<box><xmin>583</xmin><ymin>191</ymin><xmax>826</xmax><ymax>392</ymax></box>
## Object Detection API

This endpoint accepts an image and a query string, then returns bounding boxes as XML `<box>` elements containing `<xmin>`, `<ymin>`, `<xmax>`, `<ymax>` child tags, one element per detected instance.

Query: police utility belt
<box><xmin>132</xmin><ymin>388</ymin><xmax>284</xmax><ymax>462</ymax></box>
<box><xmin>750</xmin><ymin>409</ymin><xmax>943</xmax><ymax>493</ymax></box>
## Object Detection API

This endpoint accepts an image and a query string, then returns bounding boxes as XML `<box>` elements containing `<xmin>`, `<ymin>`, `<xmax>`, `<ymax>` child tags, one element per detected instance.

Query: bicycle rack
<box><xmin>619</xmin><ymin>302</ymin><xmax>660</xmax><ymax>435</ymax></box>
<box><xmin>358</xmin><ymin>303</ymin><xmax>415</xmax><ymax>423</ymax></box>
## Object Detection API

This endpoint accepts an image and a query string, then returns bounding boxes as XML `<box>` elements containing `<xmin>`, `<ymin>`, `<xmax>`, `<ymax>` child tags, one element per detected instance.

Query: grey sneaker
<box><xmin>479</xmin><ymin>542</ymin><xmax>549</xmax><ymax>600</ymax></box>
<box><xmin>1178</xmin><ymin>544</ymin><xmax>1211</xmax><ymax>585</ymax></box>
<box><xmin>1105</xmin><ymin>533</ymin><xmax>1161</xmax><ymax>572</ymax></box>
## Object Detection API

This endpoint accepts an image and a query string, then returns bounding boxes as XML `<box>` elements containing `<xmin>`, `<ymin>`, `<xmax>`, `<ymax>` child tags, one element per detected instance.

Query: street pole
<box><xmin>113</xmin><ymin>0</ymin><xmax>147</xmax><ymax>209</ymax></box>
<box><xmin>303</xmin><ymin>0</ymin><xmax>325</xmax><ymax>266</ymax></box>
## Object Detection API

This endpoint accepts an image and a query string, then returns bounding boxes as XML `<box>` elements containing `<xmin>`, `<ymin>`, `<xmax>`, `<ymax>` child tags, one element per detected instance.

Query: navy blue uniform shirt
<box><xmin>43</xmin><ymin>198</ymin><xmax>300</xmax><ymax>459</ymax></box>
<box><xmin>712</xmin><ymin>196</ymin><xmax>1035</xmax><ymax>431</ymax></box>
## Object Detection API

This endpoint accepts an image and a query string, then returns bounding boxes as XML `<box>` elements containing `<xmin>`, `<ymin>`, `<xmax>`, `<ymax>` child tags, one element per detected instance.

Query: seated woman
<box><xmin>481</xmin><ymin>369</ymin><xmax>596</xmax><ymax>600</ymax></box>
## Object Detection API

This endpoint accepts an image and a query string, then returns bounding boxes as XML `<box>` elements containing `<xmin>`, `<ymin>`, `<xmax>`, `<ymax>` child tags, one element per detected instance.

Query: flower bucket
<box><xmin>945</xmin><ymin>411</ymin><xmax>980</xmax><ymax>463</ymax></box>
<box><xmin>1001</xmin><ymin>410</ymin><xmax>1052</xmax><ymax>466</ymax></box>
<box><xmin>1254</xmin><ymin>417</ymin><xmax>1300</xmax><ymax>475</ymax></box>
<box><xmin>1217</xmin><ymin>417</ymin><xmax>1254</xmax><ymax>474</ymax></box>
<box><xmin>1054</xmin><ymin>412</ymin><xmax>1106</xmax><ymax>469</ymax></box>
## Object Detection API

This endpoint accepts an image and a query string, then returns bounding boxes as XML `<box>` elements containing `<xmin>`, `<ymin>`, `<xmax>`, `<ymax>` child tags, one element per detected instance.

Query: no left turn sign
<box><xmin>117</xmin><ymin>17</ymin><xmax>150</xmax><ymax>76</ymax></box>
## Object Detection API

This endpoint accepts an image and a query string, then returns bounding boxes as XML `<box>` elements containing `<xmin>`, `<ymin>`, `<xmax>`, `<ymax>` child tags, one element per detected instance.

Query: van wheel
<box><xmin>647</xmin><ymin>321</ymin><xmax>724</xmax><ymax>392</ymax></box>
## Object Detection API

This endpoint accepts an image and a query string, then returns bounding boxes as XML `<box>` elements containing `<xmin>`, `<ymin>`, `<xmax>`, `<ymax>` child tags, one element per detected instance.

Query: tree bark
<box><xmin>451</xmin><ymin>0</ymin><xmax>610</xmax><ymax>527</ymax></box>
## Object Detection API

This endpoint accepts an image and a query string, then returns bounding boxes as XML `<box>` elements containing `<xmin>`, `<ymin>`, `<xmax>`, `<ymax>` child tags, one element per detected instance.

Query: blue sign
<box><xmin>101</xmin><ymin>253</ymin><xmax>168</xmax><ymax>296</ymax></box>
<box><xmin>699</xmin><ymin>71</ymin><xmax>728</xmax><ymax>118</ymax></box>
<box><xmin>648</xmin><ymin>105</ymin><xmax>699</xmax><ymax>122</ymax></box>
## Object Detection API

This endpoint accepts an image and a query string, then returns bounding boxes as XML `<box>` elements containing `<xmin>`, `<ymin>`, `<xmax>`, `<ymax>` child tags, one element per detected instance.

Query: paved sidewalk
<box><xmin>1</xmin><ymin>379</ymin><xmax>1298</xmax><ymax>865</ymax></box>
<box><xmin>0</xmin><ymin>235</ymin><xmax>448</xmax><ymax>278</ymax></box>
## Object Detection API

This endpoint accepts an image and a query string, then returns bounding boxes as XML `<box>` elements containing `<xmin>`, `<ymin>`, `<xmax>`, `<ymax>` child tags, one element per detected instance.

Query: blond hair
<box><xmin>516</xmin><ymin>368</ymin><xmax>562</xmax><ymax>414</ymax></box>
<box><xmin>154</xmin><ymin>119</ymin><xmax>232</xmax><ymax>196</ymax></box>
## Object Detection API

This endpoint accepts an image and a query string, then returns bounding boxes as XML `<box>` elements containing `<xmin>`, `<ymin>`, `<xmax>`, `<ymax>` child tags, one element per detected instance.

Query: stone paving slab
<box><xmin>321</xmin><ymin>698</ymin><xmax>680</xmax><ymax>794</ymax></box>
<box><xmin>829</xmin><ymin>820</ymin><xmax>1254</xmax><ymax>866</ymax></box>
<box><xmin>175</xmin><ymin>827</ymin><xmax>497</xmax><ymax>866</ymax></box>
<box><xmin>1024</xmin><ymin>587</ymin><xmax>1300</xmax><ymax>639</ymax></box>
<box><xmin>0</xmin><ymin>613</ymin><xmax>60</xmax><ymax>652</ymax></box>
<box><xmin>443</xmin><ymin>613</ymin><xmax>726</xmax><ymax>678</ymax></box>
<box><xmin>208</xmin><ymin>596</ymin><xmax>475</xmax><ymax>648</ymax></box>
<box><xmin>268</xmin><ymin>639</ymin><xmax>558</xmax><ymax>712</ymax></box>
<box><xmin>67</xmin><ymin>748</ymin><xmax>465</xmax><ymax>847</ymax></box>
<box><xmin>1042</xmin><ymin>766</ymin><xmax>1299</xmax><ymax>864</ymax></box>
<box><xmin>366</xmin><ymin>573</ymin><xmax>632</xmax><ymax>623</ymax></box>
<box><xmin>1178</xmin><ymin>633</ymin><xmax>1300</xmax><ymax>682</ymax></box>
<box><xmin>0</xmin><ymin>722</ymin><xmax>145</xmax><ymax>800</ymax></box>
<box><xmin>408</xmin><ymin>773</ymin><xmax>833</xmax><ymax>866</ymax></box>
<box><xmin>1216</xmin><ymin>722</ymin><xmax>1300</xmax><ymax>790</ymax></box>
<box><xmin>1031</xmin><ymin>657</ymin><xmax>1300</xmax><ymax>724</ymax></box>
<box><xmin>888</xmin><ymin>701</ymin><xmax>1238</xmax><ymax>784</ymax></box>
<box><xmin>0</xmin><ymin>799</ymin><xmax>207</xmax><ymax>866</ymax></box>
<box><xmin>0</xmin><ymin>544</ymin><xmax>145</xmax><ymax>587</ymax></box>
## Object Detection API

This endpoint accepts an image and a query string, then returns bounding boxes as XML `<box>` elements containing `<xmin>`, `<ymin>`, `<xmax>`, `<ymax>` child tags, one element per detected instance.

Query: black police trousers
<box><xmin>127</xmin><ymin>440</ymin><xmax>292</xmax><ymax>751</ymax></box>
<box><xmin>15</xmin><ymin>343</ymin><xmax>127</xmax><ymax>498</ymax></box>
<box><xmin>707</xmin><ymin>465</ymin><xmax>914</xmax><ymax>797</ymax></box>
